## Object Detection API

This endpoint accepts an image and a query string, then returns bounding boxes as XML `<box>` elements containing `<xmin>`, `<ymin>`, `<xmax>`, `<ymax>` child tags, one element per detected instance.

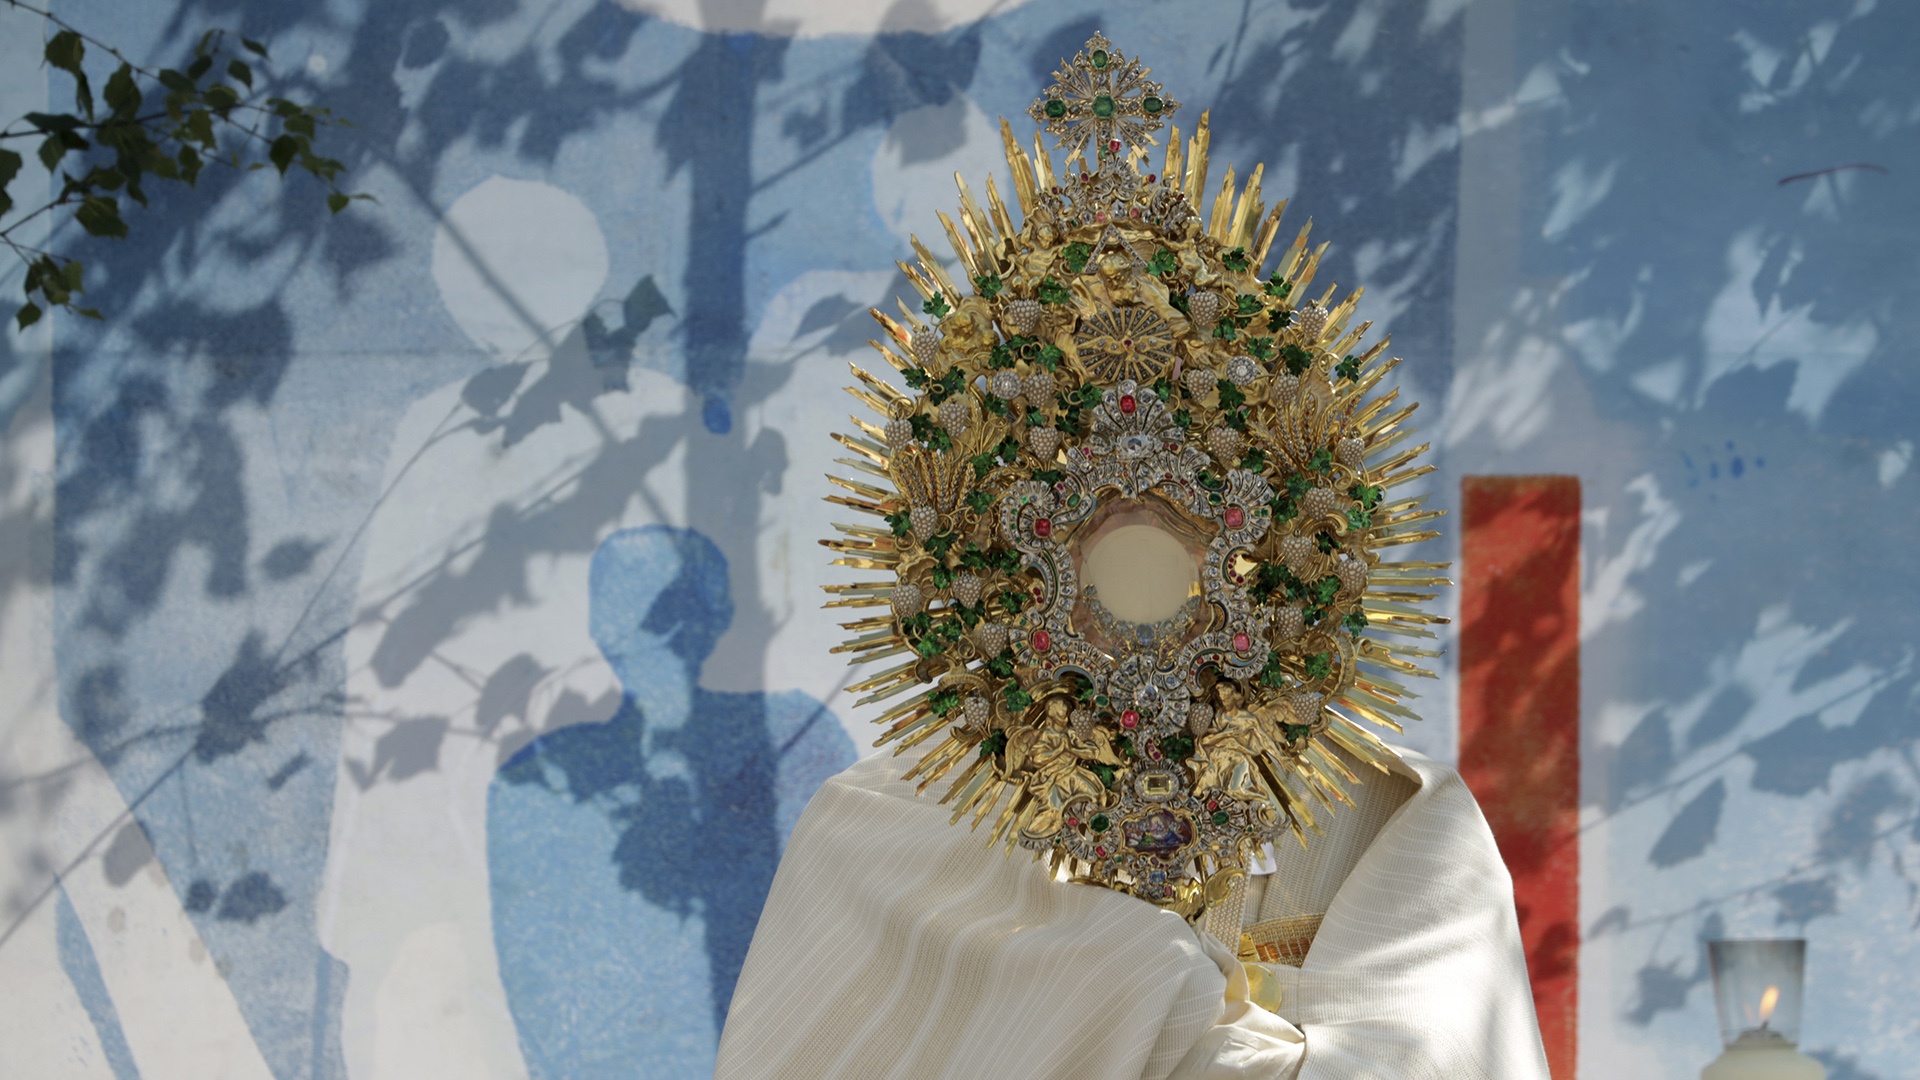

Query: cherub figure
<box><xmin>1007</xmin><ymin>695</ymin><xmax>1122</xmax><ymax>839</ymax></box>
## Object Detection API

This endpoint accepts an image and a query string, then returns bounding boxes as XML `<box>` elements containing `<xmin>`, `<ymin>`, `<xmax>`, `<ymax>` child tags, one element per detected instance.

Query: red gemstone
<box><xmin>1150</xmin><ymin>747</ymin><xmax>1162</xmax><ymax>759</ymax></box>
<box><xmin>1130</xmin><ymin>208</ymin><xmax>1141</xmax><ymax>219</ymax></box>
<box><xmin>1120</xmin><ymin>394</ymin><xmax>1137</xmax><ymax>414</ymax></box>
<box><xmin>1067</xmin><ymin>816</ymin><xmax>1079</xmax><ymax>828</ymax></box>
<box><xmin>1095</xmin><ymin>211</ymin><xmax>1108</xmax><ymax>223</ymax></box>
<box><xmin>1032</xmin><ymin>629</ymin><xmax>1052</xmax><ymax>652</ymax></box>
<box><xmin>1095</xmin><ymin>846</ymin><xmax>1107</xmax><ymax>858</ymax></box>
<box><xmin>1208</xmin><ymin>800</ymin><xmax>1218</xmax><ymax>811</ymax></box>
<box><xmin>1121</xmin><ymin>709</ymin><xmax>1139</xmax><ymax>728</ymax></box>
<box><xmin>1224</xmin><ymin>506</ymin><xmax>1246</xmax><ymax>528</ymax></box>
<box><xmin>1233</xmin><ymin>632</ymin><xmax>1251</xmax><ymax>653</ymax></box>
<box><xmin>1034</xmin><ymin>517</ymin><xmax>1052</xmax><ymax>538</ymax></box>
<box><xmin>1109</xmin><ymin>139</ymin><xmax>1122</xmax><ymax>154</ymax></box>
<box><xmin>1081</xmin><ymin>171</ymin><xmax>1090</xmax><ymax>182</ymax></box>
<box><xmin>1146</xmin><ymin>174</ymin><xmax>1157</xmax><ymax>183</ymax></box>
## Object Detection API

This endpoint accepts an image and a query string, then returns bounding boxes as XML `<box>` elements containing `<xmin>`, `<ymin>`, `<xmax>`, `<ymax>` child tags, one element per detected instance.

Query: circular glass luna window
<box><xmin>1071</xmin><ymin>496</ymin><xmax>1210</xmax><ymax>657</ymax></box>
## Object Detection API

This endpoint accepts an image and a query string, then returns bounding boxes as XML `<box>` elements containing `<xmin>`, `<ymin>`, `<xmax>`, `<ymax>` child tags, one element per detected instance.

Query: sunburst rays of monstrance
<box><xmin>820</xmin><ymin>32</ymin><xmax>1448</xmax><ymax>920</ymax></box>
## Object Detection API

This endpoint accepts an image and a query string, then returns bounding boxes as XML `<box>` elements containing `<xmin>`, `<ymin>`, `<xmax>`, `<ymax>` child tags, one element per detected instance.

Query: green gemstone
<box><xmin>1090</xmin><ymin>49</ymin><xmax>1109</xmax><ymax>70</ymax></box>
<box><xmin>1142</xmin><ymin>95</ymin><xmax>1164</xmax><ymax>115</ymax></box>
<box><xmin>1091</xmin><ymin>814</ymin><xmax>1110</xmax><ymax>832</ymax></box>
<box><xmin>1092</xmin><ymin>94</ymin><xmax>1116</xmax><ymax>118</ymax></box>
<box><xmin>1045</xmin><ymin>98</ymin><xmax>1067</xmax><ymax>119</ymax></box>
<box><xmin>1212</xmin><ymin>811</ymin><xmax>1230</xmax><ymax>826</ymax></box>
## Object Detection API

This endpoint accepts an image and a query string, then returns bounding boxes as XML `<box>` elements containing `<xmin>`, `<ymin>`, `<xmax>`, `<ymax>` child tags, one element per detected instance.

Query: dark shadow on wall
<box><xmin>489</xmin><ymin>526</ymin><xmax>853</xmax><ymax>1071</ymax></box>
<box><xmin>1200</xmin><ymin>0</ymin><xmax>1465</xmax><ymax>379</ymax></box>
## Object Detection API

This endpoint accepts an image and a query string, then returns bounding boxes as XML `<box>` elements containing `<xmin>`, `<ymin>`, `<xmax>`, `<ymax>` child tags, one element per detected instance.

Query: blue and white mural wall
<box><xmin>0</xmin><ymin>1</ymin><xmax>1912</xmax><ymax>1078</ymax></box>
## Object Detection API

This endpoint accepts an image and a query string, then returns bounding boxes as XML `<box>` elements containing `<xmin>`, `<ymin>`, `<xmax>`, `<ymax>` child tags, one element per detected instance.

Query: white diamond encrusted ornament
<box><xmin>822</xmin><ymin>33</ymin><xmax>1449</xmax><ymax>922</ymax></box>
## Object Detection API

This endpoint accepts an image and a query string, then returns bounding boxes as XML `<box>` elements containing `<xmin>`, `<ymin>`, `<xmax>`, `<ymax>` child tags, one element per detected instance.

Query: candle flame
<box><xmin>1758</xmin><ymin>985</ymin><xmax>1780</xmax><ymax>1025</ymax></box>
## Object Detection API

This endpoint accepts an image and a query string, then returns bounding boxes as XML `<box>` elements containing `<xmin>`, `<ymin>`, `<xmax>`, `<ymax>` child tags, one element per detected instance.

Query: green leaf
<box><xmin>1063</xmin><ymin>241</ymin><xmax>1091</xmax><ymax>273</ymax></box>
<box><xmin>73</xmin><ymin>68</ymin><xmax>94</xmax><ymax>118</ymax></box>
<box><xmin>1146</xmin><ymin>247</ymin><xmax>1177</xmax><ymax>276</ymax></box>
<box><xmin>1002</xmin><ymin>685</ymin><xmax>1033</xmax><ymax>713</ymax></box>
<box><xmin>104</xmin><ymin>63</ymin><xmax>141</xmax><ymax>118</ymax></box>
<box><xmin>44</xmin><ymin>30</ymin><xmax>85</xmax><ymax>76</ymax></box>
<box><xmin>60</xmin><ymin>260</ymin><xmax>84</xmax><ymax>293</ymax></box>
<box><xmin>242</xmin><ymin>37</ymin><xmax>269</xmax><ymax>58</ymax></box>
<box><xmin>15</xmin><ymin>303</ymin><xmax>42</xmax><ymax>330</ymax></box>
<box><xmin>187</xmin><ymin>55</ymin><xmax>214</xmax><ymax>81</ymax></box>
<box><xmin>921</xmin><ymin>291</ymin><xmax>950</xmax><ymax>319</ymax></box>
<box><xmin>74</xmin><ymin>196</ymin><xmax>128</xmax><ymax>238</ymax></box>
<box><xmin>204</xmin><ymin>84</ymin><xmax>240</xmax><ymax>115</ymax></box>
<box><xmin>37</xmin><ymin>133</ymin><xmax>67</xmax><ymax>172</ymax></box>
<box><xmin>972</xmin><ymin>273</ymin><xmax>1002</xmax><ymax>298</ymax></box>
<box><xmin>183</xmin><ymin>109</ymin><xmax>216</xmax><ymax>149</ymax></box>
<box><xmin>269</xmin><ymin>134</ymin><xmax>299</xmax><ymax>174</ymax></box>
<box><xmin>1222</xmin><ymin>247</ymin><xmax>1250</xmax><ymax>272</ymax></box>
<box><xmin>158</xmin><ymin>68</ymin><xmax>195</xmax><ymax>92</ymax></box>
<box><xmin>227</xmin><ymin>59</ymin><xmax>253</xmax><ymax>89</ymax></box>
<box><xmin>327</xmin><ymin>191</ymin><xmax>349</xmax><ymax>214</ymax></box>
<box><xmin>0</xmin><ymin>148</ymin><xmax>18</xmax><ymax>217</ymax></box>
<box><xmin>1036</xmin><ymin>277</ymin><xmax>1071</xmax><ymax>305</ymax></box>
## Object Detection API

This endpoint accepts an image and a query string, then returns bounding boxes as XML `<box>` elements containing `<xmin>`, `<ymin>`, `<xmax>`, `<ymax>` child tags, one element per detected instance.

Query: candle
<box><xmin>1701</xmin><ymin>941</ymin><xmax>1828</xmax><ymax>1079</ymax></box>
<box><xmin>1700</xmin><ymin>1028</ymin><xmax>1825</xmax><ymax>1080</ymax></box>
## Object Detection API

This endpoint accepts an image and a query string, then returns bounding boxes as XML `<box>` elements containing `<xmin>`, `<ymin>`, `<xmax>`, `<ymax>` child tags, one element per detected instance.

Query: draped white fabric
<box><xmin>714</xmin><ymin>749</ymin><xmax>1549</xmax><ymax>1080</ymax></box>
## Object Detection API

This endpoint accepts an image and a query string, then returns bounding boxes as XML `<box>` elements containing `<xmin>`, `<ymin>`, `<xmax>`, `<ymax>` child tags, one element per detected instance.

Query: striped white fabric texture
<box><xmin>714</xmin><ymin>748</ymin><xmax>1548</xmax><ymax>1080</ymax></box>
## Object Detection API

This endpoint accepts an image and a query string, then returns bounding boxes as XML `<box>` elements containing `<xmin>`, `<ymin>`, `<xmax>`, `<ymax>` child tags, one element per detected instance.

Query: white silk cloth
<box><xmin>713</xmin><ymin>747</ymin><xmax>1549</xmax><ymax>1080</ymax></box>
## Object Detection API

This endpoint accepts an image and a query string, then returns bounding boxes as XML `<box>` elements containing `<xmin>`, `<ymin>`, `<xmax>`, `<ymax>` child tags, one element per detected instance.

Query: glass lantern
<box><xmin>1708</xmin><ymin>938</ymin><xmax>1806</xmax><ymax>1047</ymax></box>
<box><xmin>1702</xmin><ymin>939</ymin><xmax>1824</xmax><ymax>1080</ymax></box>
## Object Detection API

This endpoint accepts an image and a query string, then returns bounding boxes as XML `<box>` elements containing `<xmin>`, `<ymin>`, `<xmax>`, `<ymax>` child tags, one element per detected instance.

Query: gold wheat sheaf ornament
<box><xmin>822</xmin><ymin>32</ymin><xmax>1449</xmax><ymax>920</ymax></box>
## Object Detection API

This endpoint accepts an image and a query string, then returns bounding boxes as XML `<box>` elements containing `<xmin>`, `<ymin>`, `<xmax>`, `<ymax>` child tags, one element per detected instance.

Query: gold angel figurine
<box><xmin>1007</xmin><ymin>696</ymin><xmax>1122</xmax><ymax>839</ymax></box>
<box><xmin>1191</xmin><ymin>682</ymin><xmax>1280</xmax><ymax>812</ymax></box>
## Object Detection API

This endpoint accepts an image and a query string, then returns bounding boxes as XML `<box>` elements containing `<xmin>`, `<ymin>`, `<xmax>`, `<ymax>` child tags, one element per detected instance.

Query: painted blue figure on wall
<box><xmin>488</xmin><ymin>526</ymin><xmax>854</xmax><ymax>1079</ymax></box>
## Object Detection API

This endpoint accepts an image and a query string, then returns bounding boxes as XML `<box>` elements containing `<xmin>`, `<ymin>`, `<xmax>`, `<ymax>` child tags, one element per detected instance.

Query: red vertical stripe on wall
<box><xmin>1459</xmin><ymin>476</ymin><xmax>1581</xmax><ymax>1078</ymax></box>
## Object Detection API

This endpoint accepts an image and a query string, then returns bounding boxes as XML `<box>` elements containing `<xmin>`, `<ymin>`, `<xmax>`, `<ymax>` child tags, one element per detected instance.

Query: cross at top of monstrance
<box><xmin>821</xmin><ymin>31</ymin><xmax>1448</xmax><ymax>922</ymax></box>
